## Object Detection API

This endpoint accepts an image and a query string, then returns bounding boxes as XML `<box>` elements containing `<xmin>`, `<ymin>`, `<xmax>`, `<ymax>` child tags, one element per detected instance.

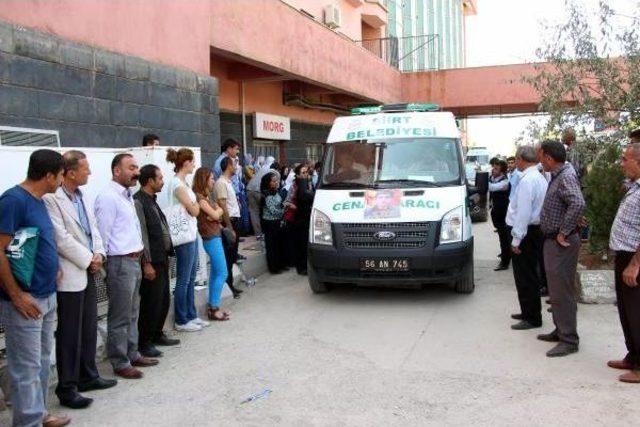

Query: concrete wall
<box><xmin>0</xmin><ymin>21</ymin><xmax>221</xmax><ymax>164</ymax></box>
<box><xmin>401</xmin><ymin>63</ymin><xmax>544</xmax><ymax>116</ymax></box>
<box><xmin>211</xmin><ymin>0</ymin><xmax>401</xmax><ymax>104</ymax></box>
<box><xmin>0</xmin><ymin>0</ymin><xmax>212</xmax><ymax>74</ymax></box>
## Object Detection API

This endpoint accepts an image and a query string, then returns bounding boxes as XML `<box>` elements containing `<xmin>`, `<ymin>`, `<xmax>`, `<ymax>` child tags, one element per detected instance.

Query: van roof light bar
<box><xmin>351</xmin><ymin>103</ymin><xmax>440</xmax><ymax>115</ymax></box>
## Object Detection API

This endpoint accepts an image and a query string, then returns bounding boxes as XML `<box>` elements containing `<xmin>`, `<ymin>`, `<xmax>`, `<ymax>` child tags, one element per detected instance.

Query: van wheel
<box><xmin>308</xmin><ymin>262</ymin><xmax>329</xmax><ymax>294</ymax></box>
<box><xmin>455</xmin><ymin>260</ymin><xmax>475</xmax><ymax>294</ymax></box>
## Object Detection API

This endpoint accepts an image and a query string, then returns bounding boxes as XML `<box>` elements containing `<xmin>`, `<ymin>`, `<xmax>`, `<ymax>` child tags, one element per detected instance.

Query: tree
<box><xmin>526</xmin><ymin>0</ymin><xmax>640</xmax><ymax>130</ymax></box>
<box><xmin>525</xmin><ymin>0</ymin><xmax>638</xmax><ymax>257</ymax></box>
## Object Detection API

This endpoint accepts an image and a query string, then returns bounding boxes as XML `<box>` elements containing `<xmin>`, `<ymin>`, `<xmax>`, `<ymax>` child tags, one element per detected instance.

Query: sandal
<box><xmin>207</xmin><ymin>306</ymin><xmax>229</xmax><ymax>321</ymax></box>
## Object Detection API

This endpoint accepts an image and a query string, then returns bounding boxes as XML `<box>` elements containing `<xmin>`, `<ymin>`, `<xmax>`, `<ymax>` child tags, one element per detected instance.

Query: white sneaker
<box><xmin>175</xmin><ymin>322</ymin><xmax>202</xmax><ymax>332</ymax></box>
<box><xmin>191</xmin><ymin>318</ymin><xmax>211</xmax><ymax>328</ymax></box>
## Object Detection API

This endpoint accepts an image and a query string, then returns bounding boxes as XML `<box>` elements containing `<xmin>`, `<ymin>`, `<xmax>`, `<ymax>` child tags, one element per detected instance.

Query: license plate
<box><xmin>360</xmin><ymin>258</ymin><xmax>410</xmax><ymax>272</ymax></box>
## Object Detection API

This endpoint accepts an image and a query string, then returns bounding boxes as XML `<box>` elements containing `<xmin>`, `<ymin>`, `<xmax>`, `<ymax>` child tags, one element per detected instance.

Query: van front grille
<box><xmin>338</xmin><ymin>222</ymin><xmax>431</xmax><ymax>249</ymax></box>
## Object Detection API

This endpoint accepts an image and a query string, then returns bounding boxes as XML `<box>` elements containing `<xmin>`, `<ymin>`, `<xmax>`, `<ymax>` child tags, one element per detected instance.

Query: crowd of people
<box><xmin>487</xmin><ymin>129</ymin><xmax>640</xmax><ymax>383</ymax></box>
<box><xmin>0</xmin><ymin>134</ymin><xmax>320</xmax><ymax>427</ymax></box>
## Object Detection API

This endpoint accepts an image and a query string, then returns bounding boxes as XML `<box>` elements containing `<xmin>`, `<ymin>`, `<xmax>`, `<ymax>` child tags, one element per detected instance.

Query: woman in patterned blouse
<box><xmin>260</xmin><ymin>172</ymin><xmax>287</xmax><ymax>274</ymax></box>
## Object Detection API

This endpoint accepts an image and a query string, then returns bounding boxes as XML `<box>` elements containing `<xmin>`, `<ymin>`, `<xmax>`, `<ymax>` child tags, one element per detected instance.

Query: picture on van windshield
<box><xmin>321</xmin><ymin>138</ymin><xmax>462</xmax><ymax>188</ymax></box>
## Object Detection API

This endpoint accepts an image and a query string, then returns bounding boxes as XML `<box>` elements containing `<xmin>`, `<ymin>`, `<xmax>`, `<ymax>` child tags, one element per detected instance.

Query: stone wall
<box><xmin>0</xmin><ymin>21</ymin><xmax>220</xmax><ymax>164</ymax></box>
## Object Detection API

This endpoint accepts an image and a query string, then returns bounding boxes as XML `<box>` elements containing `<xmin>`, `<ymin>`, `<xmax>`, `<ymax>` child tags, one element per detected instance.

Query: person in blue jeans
<box><xmin>0</xmin><ymin>149</ymin><xmax>71</xmax><ymax>427</ymax></box>
<box><xmin>166</xmin><ymin>148</ymin><xmax>211</xmax><ymax>332</ymax></box>
<box><xmin>192</xmin><ymin>167</ymin><xmax>230</xmax><ymax>321</ymax></box>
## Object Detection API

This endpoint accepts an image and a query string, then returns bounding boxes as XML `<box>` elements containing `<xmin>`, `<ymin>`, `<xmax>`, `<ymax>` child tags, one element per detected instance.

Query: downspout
<box><xmin>241</xmin><ymin>81</ymin><xmax>247</xmax><ymax>155</ymax></box>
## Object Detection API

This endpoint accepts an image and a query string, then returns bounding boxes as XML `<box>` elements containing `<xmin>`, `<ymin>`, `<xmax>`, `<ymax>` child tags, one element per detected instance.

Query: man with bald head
<box><xmin>506</xmin><ymin>145</ymin><xmax>548</xmax><ymax>331</ymax></box>
<box><xmin>608</xmin><ymin>142</ymin><xmax>640</xmax><ymax>383</ymax></box>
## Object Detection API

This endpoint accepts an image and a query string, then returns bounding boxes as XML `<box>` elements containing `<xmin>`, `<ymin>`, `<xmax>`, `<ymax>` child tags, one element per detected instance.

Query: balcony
<box><xmin>210</xmin><ymin>0</ymin><xmax>401</xmax><ymax>104</ymax></box>
<box><xmin>357</xmin><ymin>34</ymin><xmax>441</xmax><ymax>72</ymax></box>
<box><xmin>361</xmin><ymin>0</ymin><xmax>387</xmax><ymax>28</ymax></box>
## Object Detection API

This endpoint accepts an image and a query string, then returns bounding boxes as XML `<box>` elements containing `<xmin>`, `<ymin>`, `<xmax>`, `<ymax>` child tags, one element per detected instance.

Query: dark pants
<box><xmin>282</xmin><ymin>222</ymin><xmax>296</xmax><ymax>267</ymax></box>
<box><xmin>138</xmin><ymin>261</ymin><xmax>170</xmax><ymax>348</ymax></box>
<box><xmin>615</xmin><ymin>251</ymin><xmax>640</xmax><ymax>367</ymax></box>
<box><xmin>491</xmin><ymin>206</ymin><xmax>511</xmax><ymax>265</ymax></box>
<box><xmin>223</xmin><ymin>218</ymin><xmax>241</xmax><ymax>293</ymax></box>
<box><xmin>293</xmin><ymin>221</ymin><xmax>309</xmax><ymax>274</ymax></box>
<box><xmin>262</xmin><ymin>219</ymin><xmax>286</xmax><ymax>273</ymax></box>
<box><xmin>511</xmin><ymin>225</ymin><xmax>543</xmax><ymax>326</ymax></box>
<box><xmin>55</xmin><ymin>274</ymin><xmax>99</xmax><ymax>399</ymax></box>
<box><xmin>543</xmin><ymin>234</ymin><xmax>580</xmax><ymax>345</ymax></box>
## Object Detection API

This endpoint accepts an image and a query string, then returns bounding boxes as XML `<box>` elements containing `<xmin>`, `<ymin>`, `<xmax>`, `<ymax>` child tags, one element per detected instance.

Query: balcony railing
<box><xmin>356</xmin><ymin>34</ymin><xmax>441</xmax><ymax>72</ymax></box>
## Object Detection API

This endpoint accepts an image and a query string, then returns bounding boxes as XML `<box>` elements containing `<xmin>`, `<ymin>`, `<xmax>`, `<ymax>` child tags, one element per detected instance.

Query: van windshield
<box><xmin>466</xmin><ymin>154</ymin><xmax>489</xmax><ymax>164</ymax></box>
<box><xmin>320</xmin><ymin>138</ymin><xmax>462</xmax><ymax>188</ymax></box>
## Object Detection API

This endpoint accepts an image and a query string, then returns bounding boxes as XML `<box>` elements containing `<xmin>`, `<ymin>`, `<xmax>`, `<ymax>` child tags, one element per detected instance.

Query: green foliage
<box><xmin>583</xmin><ymin>135</ymin><xmax>625</xmax><ymax>255</ymax></box>
<box><xmin>524</xmin><ymin>0</ymin><xmax>640</xmax><ymax>130</ymax></box>
<box><xmin>523</xmin><ymin>0</ymin><xmax>638</xmax><ymax>256</ymax></box>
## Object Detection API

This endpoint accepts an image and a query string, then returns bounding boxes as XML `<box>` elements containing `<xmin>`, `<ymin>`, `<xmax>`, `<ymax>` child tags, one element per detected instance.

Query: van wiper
<box><xmin>374</xmin><ymin>179</ymin><xmax>442</xmax><ymax>187</ymax></box>
<box><xmin>321</xmin><ymin>182</ymin><xmax>370</xmax><ymax>189</ymax></box>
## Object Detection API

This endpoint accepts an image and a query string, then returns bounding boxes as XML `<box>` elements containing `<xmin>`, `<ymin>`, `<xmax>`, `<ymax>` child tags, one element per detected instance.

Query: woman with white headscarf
<box><xmin>247</xmin><ymin>156</ymin><xmax>280</xmax><ymax>238</ymax></box>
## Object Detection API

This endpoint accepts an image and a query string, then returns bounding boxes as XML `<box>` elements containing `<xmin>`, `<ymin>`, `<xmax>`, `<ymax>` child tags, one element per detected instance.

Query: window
<box><xmin>253</xmin><ymin>140</ymin><xmax>279</xmax><ymax>161</ymax></box>
<box><xmin>306</xmin><ymin>143</ymin><xmax>322</xmax><ymax>163</ymax></box>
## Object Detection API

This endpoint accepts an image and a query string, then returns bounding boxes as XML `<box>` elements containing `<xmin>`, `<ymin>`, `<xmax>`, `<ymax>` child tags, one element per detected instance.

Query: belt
<box><xmin>543</xmin><ymin>227</ymin><xmax>579</xmax><ymax>240</ymax></box>
<box><xmin>110</xmin><ymin>251</ymin><xmax>143</xmax><ymax>259</ymax></box>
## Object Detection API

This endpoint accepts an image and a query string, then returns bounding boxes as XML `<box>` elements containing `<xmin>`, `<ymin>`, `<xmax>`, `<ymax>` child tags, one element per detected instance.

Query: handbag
<box><xmin>164</xmin><ymin>179</ymin><xmax>197</xmax><ymax>247</ymax></box>
<box><xmin>5</xmin><ymin>227</ymin><xmax>39</xmax><ymax>289</ymax></box>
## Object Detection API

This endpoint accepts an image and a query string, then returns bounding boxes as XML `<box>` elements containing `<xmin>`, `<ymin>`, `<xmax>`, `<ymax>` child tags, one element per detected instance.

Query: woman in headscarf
<box><xmin>247</xmin><ymin>156</ymin><xmax>279</xmax><ymax>238</ymax></box>
<box><xmin>284</xmin><ymin>163</ymin><xmax>315</xmax><ymax>275</ymax></box>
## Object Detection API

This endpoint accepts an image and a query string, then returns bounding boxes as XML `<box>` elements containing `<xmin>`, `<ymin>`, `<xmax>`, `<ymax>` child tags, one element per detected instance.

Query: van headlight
<box><xmin>440</xmin><ymin>206</ymin><xmax>463</xmax><ymax>244</ymax></box>
<box><xmin>311</xmin><ymin>209</ymin><xmax>333</xmax><ymax>245</ymax></box>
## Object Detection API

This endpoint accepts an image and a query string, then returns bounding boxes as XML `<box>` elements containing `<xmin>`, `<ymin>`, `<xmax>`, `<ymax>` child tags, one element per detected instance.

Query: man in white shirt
<box><xmin>95</xmin><ymin>154</ymin><xmax>159</xmax><ymax>380</ymax></box>
<box><xmin>506</xmin><ymin>145</ymin><xmax>549</xmax><ymax>330</ymax></box>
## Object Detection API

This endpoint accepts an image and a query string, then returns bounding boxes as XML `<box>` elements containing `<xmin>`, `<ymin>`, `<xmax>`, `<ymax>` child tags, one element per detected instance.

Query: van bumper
<box><xmin>308</xmin><ymin>237</ymin><xmax>474</xmax><ymax>287</ymax></box>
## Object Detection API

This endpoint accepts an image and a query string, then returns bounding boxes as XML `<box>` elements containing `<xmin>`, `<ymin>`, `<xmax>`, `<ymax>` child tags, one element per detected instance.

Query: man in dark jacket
<box><xmin>134</xmin><ymin>165</ymin><xmax>180</xmax><ymax>357</ymax></box>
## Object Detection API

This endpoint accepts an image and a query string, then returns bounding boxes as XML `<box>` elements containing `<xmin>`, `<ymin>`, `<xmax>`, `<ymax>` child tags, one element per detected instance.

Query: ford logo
<box><xmin>374</xmin><ymin>231</ymin><xmax>396</xmax><ymax>241</ymax></box>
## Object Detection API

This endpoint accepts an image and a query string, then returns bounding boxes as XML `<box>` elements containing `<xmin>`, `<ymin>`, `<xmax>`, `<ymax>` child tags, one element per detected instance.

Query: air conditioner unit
<box><xmin>323</xmin><ymin>4</ymin><xmax>341</xmax><ymax>29</ymax></box>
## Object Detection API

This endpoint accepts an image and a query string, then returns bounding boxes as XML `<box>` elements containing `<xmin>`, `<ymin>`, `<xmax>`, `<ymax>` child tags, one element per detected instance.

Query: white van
<box><xmin>308</xmin><ymin>104</ymin><xmax>475</xmax><ymax>294</ymax></box>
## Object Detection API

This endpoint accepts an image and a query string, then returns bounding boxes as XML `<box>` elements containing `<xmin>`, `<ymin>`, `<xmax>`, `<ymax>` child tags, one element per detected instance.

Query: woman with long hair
<box><xmin>192</xmin><ymin>168</ymin><xmax>230</xmax><ymax>321</ymax></box>
<box><xmin>260</xmin><ymin>171</ymin><xmax>286</xmax><ymax>274</ymax></box>
<box><xmin>166</xmin><ymin>148</ymin><xmax>210</xmax><ymax>332</ymax></box>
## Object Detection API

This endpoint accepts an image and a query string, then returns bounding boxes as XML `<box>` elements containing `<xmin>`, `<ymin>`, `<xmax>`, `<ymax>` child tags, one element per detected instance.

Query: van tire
<box><xmin>308</xmin><ymin>262</ymin><xmax>329</xmax><ymax>294</ymax></box>
<box><xmin>454</xmin><ymin>260</ymin><xmax>475</xmax><ymax>294</ymax></box>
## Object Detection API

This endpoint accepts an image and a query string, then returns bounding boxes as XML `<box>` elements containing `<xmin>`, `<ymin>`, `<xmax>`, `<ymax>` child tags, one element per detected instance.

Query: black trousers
<box><xmin>138</xmin><ymin>261</ymin><xmax>170</xmax><ymax>347</ymax></box>
<box><xmin>292</xmin><ymin>221</ymin><xmax>309</xmax><ymax>273</ymax></box>
<box><xmin>511</xmin><ymin>225</ymin><xmax>543</xmax><ymax>326</ymax></box>
<box><xmin>55</xmin><ymin>274</ymin><xmax>99</xmax><ymax>398</ymax></box>
<box><xmin>262</xmin><ymin>219</ymin><xmax>286</xmax><ymax>273</ymax></box>
<box><xmin>491</xmin><ymin>206</ymin><xmax>511</xmax><ymax>265</ymax></box>
<box><xmin>615</xmin><ymin>251</ymin><xmax>640</xmax><ymax>367</ymax></box>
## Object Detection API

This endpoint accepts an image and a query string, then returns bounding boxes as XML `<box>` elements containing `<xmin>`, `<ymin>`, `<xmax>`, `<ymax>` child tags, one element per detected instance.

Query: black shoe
<box><xmin>153</xmin><ymin>334</ymin><xmax>180</xmax><ymax>346</ymax></box>
<box><xmin>547</xmin><ymin>307</ymin><xmax>553</xmax><ymax>313</ymax></box>
<box><xmin>494</xmin><ymin>262</ymin><xmax>509</xmax><ymax>271</ymax></box>
<box><xmin>297</xmin><ymin>269</ymin><xmax>308</xmax><ymax>276</ymax></box>
<box><xmin>511</xmin><ymin>313</ymin><xmax>524</xmax><ymax>320</ymax></box>
<box><xmin>537</xmin><ymin>330</ymin><xmax>560</xmax><ymax>342</ymax></box>
<box><xmin>59</xmin><ymin>393</ymin><xmax>93</xmax><ymax>409</ymax></box>
<box><xmin>546</xmin><ymin>342</ymin><xmax>579</xmax><ymax>358</ymax></box>
<box><xmin>78</xmin><ymin>377</ymin><xmax>118</xmax><ymax>392</ymax></box>
<box><xmin>140</xmin><ymin>344</ymin><xmax>163</xmax><ymax>358</ymax></box>
<box><xmin>237</xmin><ymin>254</ymin><xmax>248</xmax><ymax>261</ymax></box>
<box><xmin>511</xmin><ymin>320</ymin><xmax>542</xmax><ymax>330</ymax></box>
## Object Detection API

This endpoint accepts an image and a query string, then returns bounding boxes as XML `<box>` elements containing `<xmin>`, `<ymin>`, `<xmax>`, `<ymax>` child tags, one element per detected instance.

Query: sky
<box><xmin>463</xmin><ymin>0</ymin><xmax>639</xmax><ymax>156</ymax></box>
